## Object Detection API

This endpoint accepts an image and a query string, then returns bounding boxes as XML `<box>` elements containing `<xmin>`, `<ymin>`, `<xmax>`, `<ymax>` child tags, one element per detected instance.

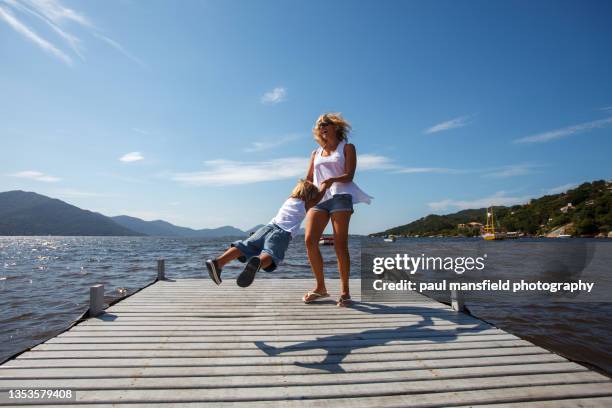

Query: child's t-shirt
<box><xmin>270</xmin><ymin>197</ymin><xmax>306</xmax><ymax>237</ymax></box>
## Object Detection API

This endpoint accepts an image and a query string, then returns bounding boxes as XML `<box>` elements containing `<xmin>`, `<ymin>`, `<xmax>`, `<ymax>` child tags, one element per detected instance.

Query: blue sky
<box><xmin>1</xmin><ymin>0</ymin><xmax>611</xmax><ymax>234</ymax></box>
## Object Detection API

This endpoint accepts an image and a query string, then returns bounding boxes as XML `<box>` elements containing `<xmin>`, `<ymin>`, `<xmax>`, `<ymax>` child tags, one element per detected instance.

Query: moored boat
<box><xmin>319</xmin><ymin>236</ymin><xmax>334</xmax><ymax>246</ymax></box>
<box><xmin>482</xmin><ymin>207</ymin><xmax>506</xmax><ymax>240</ymax></box>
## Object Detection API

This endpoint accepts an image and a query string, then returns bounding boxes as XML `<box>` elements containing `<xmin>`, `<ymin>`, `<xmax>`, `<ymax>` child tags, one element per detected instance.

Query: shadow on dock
<box><xmin>255</xmin><ymin>302</ymin><xmax>488</xmax><ymax>373</ymax></box>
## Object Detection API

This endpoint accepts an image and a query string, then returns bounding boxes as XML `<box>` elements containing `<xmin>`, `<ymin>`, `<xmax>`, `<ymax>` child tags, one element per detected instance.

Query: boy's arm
<box><xmin>305</xmin><ymin>182</ymin><xmax>331</xmax><ymax>210</ymax></box>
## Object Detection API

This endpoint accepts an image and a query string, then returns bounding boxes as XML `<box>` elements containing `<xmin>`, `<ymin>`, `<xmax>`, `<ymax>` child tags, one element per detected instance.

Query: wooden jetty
<box><xmin>1</xmin><ymin>274</ymin><xmax>612</xmax><ymax>407</ymax></box>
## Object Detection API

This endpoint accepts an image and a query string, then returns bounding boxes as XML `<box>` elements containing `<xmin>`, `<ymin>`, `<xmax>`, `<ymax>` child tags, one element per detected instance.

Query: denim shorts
<box><xmin>312</xmin><ymin>193</ymin><xmax>354</xmax><ymax>214</ymax></box>
<box><xmin>231</xmin><ymin>223</ymin><xmax>291</xmax><ymax>272</ymax></box>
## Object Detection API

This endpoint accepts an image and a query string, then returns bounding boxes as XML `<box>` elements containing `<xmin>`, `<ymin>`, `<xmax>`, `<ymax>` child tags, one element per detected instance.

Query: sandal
<box><xmin>337</xmin><ymin>294</ymin><xmax>352</xmax><ymax>307</ymax></box>
<box><xmin>302</xmin><ymin>291</ymin><xmax>329</xmax><ymax>303</ymax></box>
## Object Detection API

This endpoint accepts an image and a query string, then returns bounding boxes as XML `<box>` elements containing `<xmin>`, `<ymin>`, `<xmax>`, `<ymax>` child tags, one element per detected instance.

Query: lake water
<box><xmin>1</xmin><ymin>236</ymin><xmax>611</xmax><ymax>376</ymax></box>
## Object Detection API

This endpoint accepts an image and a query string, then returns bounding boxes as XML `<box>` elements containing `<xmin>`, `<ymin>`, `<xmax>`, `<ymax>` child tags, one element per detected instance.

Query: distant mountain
<box><xmin>112</xmin><ymin>215</ymin><xmax>246</xmax><ymax>237</ymax></box>
<box><xmin>0</xmin><ymin>191</ymin><xmax>142</xmax><ymax>236</ymax></box>
<box><xmin>373</xmin><ymin>180</ymin><xmax>611</xmax><ymax>238</ymax></box>
<box><xmin>199</xmin><ymin>225</ymin><xmax>246</xmax><ymax>237</ymax></box>
<box><xmin>111</xmin><ymin>215</ymin><xmax>199</xmax><ymax>237</ymax></box>
<box><xmin>246</xmin><ymin>224</ymin><xmax>266</xmax><ymax>234</ymax></box>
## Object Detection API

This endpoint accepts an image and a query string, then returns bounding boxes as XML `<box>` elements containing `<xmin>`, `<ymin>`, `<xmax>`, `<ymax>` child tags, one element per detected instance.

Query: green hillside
<box><xmin>374</xmin><ymin>180</ymin><xmax>611</xmax><ymax>237</ymax></box>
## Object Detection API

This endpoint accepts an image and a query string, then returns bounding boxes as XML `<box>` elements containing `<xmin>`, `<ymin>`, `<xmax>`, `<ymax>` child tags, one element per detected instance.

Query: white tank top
<box><xmin>313</xmin><ymin>140</ymin><xmax>373</xmax><ymax>204</ymax></box>
<box><xmin>270</xmin><ymin>197</ymin><xmax>306</xmax><ymax>237</ymax></box>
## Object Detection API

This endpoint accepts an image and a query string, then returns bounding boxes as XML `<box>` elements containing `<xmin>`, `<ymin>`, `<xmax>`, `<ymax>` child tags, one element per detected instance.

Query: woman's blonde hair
<box><xmin>290</xmin><ymin>179</ymin><xmax>320</xmax><ymax>202</ymax></box>
<box><xmin>312</xmin><ymin>112</ymin><xmax>352</xmax><ymax>146</ymax></box>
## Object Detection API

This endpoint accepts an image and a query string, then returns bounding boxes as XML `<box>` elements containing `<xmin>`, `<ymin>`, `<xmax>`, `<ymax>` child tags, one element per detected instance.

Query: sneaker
<box><xmin>237</xmin><ymin>257</ymin><xmax>261</xmax><ymax>288</ymax></box>
<box><xmin>205</xmin><ymin>259</ymin><xmax>222</xmax><ymax>285</ymax></box>
<box><xmin>237</xmin><ymin>255</ymin><xmax>247</xmax><ymax>263</ymax></box>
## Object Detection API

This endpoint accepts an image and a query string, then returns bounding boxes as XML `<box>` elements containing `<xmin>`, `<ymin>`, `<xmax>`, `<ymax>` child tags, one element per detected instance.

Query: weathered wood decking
<box><xmin>1</xmin><ymin>278</ymin><xmax>612</xmax><ymax>407</ymax></box>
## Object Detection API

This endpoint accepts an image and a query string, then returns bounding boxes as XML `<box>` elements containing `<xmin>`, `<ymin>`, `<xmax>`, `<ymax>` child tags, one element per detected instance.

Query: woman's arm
<box><xmin>305</xmin><ymin>150</ymin><xmax>316</xmax><ymax>182</ymax></box>
<box><xmin>327</xmin><ymin>143</ymin><xmax>356</xmax><ymax>184</ymax></box>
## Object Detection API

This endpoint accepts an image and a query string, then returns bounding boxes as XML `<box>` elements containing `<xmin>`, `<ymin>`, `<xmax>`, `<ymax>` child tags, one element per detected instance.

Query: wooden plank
<box><xmin>78</xmin><ymin>314</ymin><xmax>477</xmax><ymax>321</ymax></box>
<box><xmin>29</xmin><ymin>333</ymin><xmax>523</xmax><ymax>351</ymax></box>
<box><xmin>0</xmin><ymin>362</ymin><xmax>592</xmax><ymax>390</ymax></box>
<box><xmin>0</xmin><ymin>355</ymin><xmax>568</xmax><ymax>378</ymax></box>
<box><xmin>456</xmin><ymin>397</ymin><xmax>612</xmax><ymax>407</ymax></box>
<box><xmin>78</xmin><ymin>317</ymin><xmax>481</xmax><ymax>327</ymax></box>
<box><xmin>18</xmin><ymin>399</ymin><xmax>612</xmax><ymax>408</ymax></box>
<box><xmin>104</xmin><ymin>307</ymin><xmax>452</xmax><ymax>313</ymax></box>
<box><xmin>3</xmin><ymin>376</ymin><xmax>612</xmax><ymax>405</ymax></box>
<box><xmin>3</xmin><ymin>346</ymin><xmax>550</xmax><ymax>368</ymax></box>
<box><xmin>18</xmin><ymin>341</ymin><xmax>548</xmax><ymax>359</ymax></box>
<box><xmin>58</xmin><ymin>324</ymin><xmax>491</xmax><ymax>337</ymax></box>
<box><xmin>21</xmin><ymin>340</ymin><xmax>536</xmax><ymax>358</ymax></box>
<box><xmin>44</xmin><ymin>328</ymin><xmax>507</xmax><ymax>343</ymax></box>
<box><xmin>88</xmin><ymin>312</ymin><xmax>461</xmax><ymax>319</ymax></box>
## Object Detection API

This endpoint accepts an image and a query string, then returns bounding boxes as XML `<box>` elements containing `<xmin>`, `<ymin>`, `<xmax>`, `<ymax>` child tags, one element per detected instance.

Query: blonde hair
<box><xmin>312</xmin><ymin>112</ymin><xmax>352</xmax><ymax>146</ymax></box>
<box><xmin>290</xmin><ymin>179</ymin><xmax>320</xmax><ymax>202</ymax></box>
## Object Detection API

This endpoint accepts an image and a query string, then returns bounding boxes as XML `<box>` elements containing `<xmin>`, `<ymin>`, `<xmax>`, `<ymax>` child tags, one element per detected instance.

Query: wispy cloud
<box><xmin>544</xmin><ymin>182</ymin><xmax>579</xmax><ymax>195</ymax></box>
<box><xmin>356</xmin><ymin>155</ymin><xmax>463</xmax><ymax>174</ymax></box>
<box><xmin>0</xmin><ymin>5</ymin><xmax>72</xmax><ymax>65</ymax></box>
<box><xmin>484</xmin><ymin>163</ymin><xmax>543</xmax><ymax>178</ymax></box>
<box><xmin>22</xmin><ymin>0</ymin><xmax>92</xmax><ymax>27</ymax></box>
<box><xmin>429</xmin><ymin>191</ymin><xmax>530</xmax><ymax>212</ymax></box>
<box><xmin>119</xmin><ymin>151</ymin><xmax>144</xmax><ymax>162</ymax></box>
<box><xmin>92</xmin><ymin>32</ymin><xmax>146</xmax><ymax>68</ymax></box>
<box><xmin>261</xmin><ymin>87</ymin><xmax>287</xmax><ymax>105</ymax></box>
<box><xmin>424</xmin><ymin>115</ymin><xmax>473</xmax><ymax>135</ymax></box>
<box><xmin>173</xmin><ymin>157</ymin><xmax>307</xmax><ymax>186</ymax></box>
<box><xmin>395</xmin><ymin>167</ymin><xmax>463</xmax><ymax>174</ymax></box>
<box><xmin>4</xmin><ymin>0</ymin><xmax>85</xmax><ymax>58</ymax></box>
<box><xmin>357</xmin><ymin>154</ymin><xmax>397</xmax><ymax>171</ymax></box>
<box><xmin>600</xmin><ymin>106</ymin><xmax>612</xmax><ymax>112</ymax></box>
<box><xmin>394</xmin><ymin>163</ymin><xmax>541</xmax><ymax>177</ymax></box>
<box><xmin>244</xmin><ymin>134</ymin><xmax>300</xmax><ymax>153</ymax></box>
<box><xmin>132</xmin><ymin>128</ymin><xmax>151</xmax><ymax>136</ymax></box>
<box><xmin>10</xmin><ymin>170</ymin><xmax>61</xmax><ymax>182</ymax></box>
<box><xmin>0</xmin><ymin>0</ymin><xmax>142</xmax><ymax>66</ymax></box>
<box><xmin>514</xmin><ymin>117</ymin><xmax>612</xmax><ymax>144</ymax></box>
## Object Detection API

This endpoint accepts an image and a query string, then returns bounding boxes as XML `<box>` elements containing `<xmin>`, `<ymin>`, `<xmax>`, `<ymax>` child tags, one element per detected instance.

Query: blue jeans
<box><xmin>231</xmin><ymin>223</ymin><xmax>291</xmax><ymax>272</ymax></box>
<box><xmin>312</xmin><ymin>193</ymin><xmax>354</xmax><ymax>214</ymax></box>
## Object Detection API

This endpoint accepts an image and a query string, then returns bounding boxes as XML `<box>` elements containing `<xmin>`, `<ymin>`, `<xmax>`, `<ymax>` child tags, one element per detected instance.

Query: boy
<box><xmin>206</xmin><ymin>179</ymin><xmax>328</xmax><ymax>287</ymax></box>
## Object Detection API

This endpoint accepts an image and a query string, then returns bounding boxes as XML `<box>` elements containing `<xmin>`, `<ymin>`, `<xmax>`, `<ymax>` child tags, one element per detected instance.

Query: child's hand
<box><xmin>320</xmin><ymin>179</ymin><xmax>334</xmax><ymax>191</ymax></box>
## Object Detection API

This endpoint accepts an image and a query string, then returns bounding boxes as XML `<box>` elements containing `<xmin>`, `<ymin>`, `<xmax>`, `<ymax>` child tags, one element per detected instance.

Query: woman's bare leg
<box><xmin>216</xmin><ymin>246</ymin><xmax>242</xmax><ymax>268</ymax></box>
<box><xmin>305</xmin><ymin>209</ymin><xmax>330</xmax><ymax>294</ymax></box>
<box><xmin>330</xmin><ymin>211</ymin><xmax>352</xmax><ymax>297</ymax></box>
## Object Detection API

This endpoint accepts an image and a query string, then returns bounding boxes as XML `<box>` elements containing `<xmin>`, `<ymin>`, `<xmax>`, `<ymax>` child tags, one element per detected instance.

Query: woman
<box><xmin>303</xmin><ymin>113</ymin><xmax>372</xmax><ymax>307</ymax></box>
